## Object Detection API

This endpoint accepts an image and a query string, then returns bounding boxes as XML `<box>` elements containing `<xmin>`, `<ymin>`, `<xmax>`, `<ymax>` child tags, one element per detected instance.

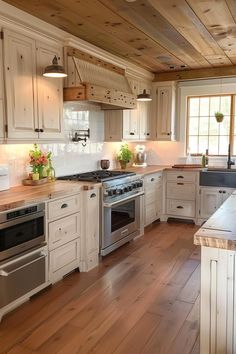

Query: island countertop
<box><xmin>194</xmin><ymin>192</ymin><xmax>236</xmax><ymax>250</ymax></box>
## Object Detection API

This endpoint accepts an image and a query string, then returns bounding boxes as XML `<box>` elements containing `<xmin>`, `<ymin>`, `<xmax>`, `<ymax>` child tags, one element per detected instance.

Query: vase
<box><xmin>119</xmin><ymin>160</ymin><xmax>127</xmax><ymax>169</ymax></box>
<box><xmin>38</xmin><ymin>165</ymin><xmax>45</xmax><ymax>179</ymax></box>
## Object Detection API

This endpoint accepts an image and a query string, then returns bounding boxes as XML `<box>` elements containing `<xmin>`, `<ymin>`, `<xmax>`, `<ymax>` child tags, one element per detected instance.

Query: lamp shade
<box><xmin>43</xmin><ymin>56</ymin><xmax>67</xmax><ymax>78</ymax></box>
<box><xmin>137</xmin><ymin>89</ymin><xmax>152</xmax><ymax>101</ymax></box>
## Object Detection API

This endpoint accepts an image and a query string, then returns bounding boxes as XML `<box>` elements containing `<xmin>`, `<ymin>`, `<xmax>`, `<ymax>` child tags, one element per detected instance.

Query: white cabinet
<box><xmin>144</xmin><ymin>172</ymin><xmax>162</xmax><ymax>226</ymax></box>
<box><xmin>104</xmin><ymin>79</ymin><xmax>152</xmax><ymax>142</ymax></box>
<box><xmin>36</xmin><ymin>42</ymin><xmax>64</xmax><ymax>140</ymax></box>
<box><xmin>0</xmin><ymin>36</ymin><xmax>5</xmax><ymax>140</ymax></box>
<box><xmin>200</xmin><ymin>246</ymin><xmax>236</xmax><ymax>354</ymax></box>
<box><xmin>104</xmin><ymin>110</ymin><xmax>123</xmax><ymax>142</ymax></box>
<box><xmin>165</xmin><ymin>170</ymin><xmax>197</xmax><ymax>220</ymax></box>
<box><xmin>80</xmin><ymin>188</ymin><xmax>100</xmax><ymax>272</ymax></box>
<box><xmin>153</xmin><ymin>81</ymin><xmax>176</xmax><ymax>141</ymax></box>
<box><xmin>3</xmin><ymin>30</ymin><xmax>38</xmax><ymax>140</ymax></box>
<box><xmin>47</xmin><ymin>193</ymin><xmax>81</xmax><ymax>283</ymax></box>
<box><xmin>199</xmin><ymin>187</ymin><xmax>234</xmax><ymax>220</ymax></box>
<box><xmin>3</xmin><ymin>29</ymin><xmax>64</xmax><ymax>141</ymax></box>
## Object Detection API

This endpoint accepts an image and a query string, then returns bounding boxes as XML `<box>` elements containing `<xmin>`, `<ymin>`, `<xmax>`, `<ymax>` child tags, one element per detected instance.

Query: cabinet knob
<box><xmin>151</xmin><ymin>178</ymin><xmax>155</xmax><ymax>182</ymax></box>
<box><xmin>40</xmin><ymin>129</ymin><xmax>44</xmax><ymax>133</ymax></box>
<box><xmin>223</xmin><ymin>190</ymin><xmax>226</xmax><ymax>194</ymax></box>
<box><xmin>219</xmin><ymin>190</ymin><xmax>222</xmax><ymax>193</ymax></box>
<box><xmin>146</xmin><ymin>133</ymin><xmax>150</xmax><ymax>136</ymax></box>
<box><xmin>167</xmin><ymin>132</ymin><xmax>171</xmax><ymax>136</ymax></box>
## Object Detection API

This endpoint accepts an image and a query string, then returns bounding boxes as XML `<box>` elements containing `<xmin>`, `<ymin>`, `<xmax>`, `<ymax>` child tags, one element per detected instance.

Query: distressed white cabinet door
<box><xmin>200</xmin><ymin>188</ymin><xmax>221</xmax><ymax>219</ymax></box>
<box><xmin>36</xmin><ymin>42</ymin><xmax>64</xmax><ymax>140</ymax></box>
<box><xmin>123</xmin><ymin>108</ymin><xmax>139</xmax><ymax>140</ymax></box>
<box><xmin>104</xmin><ymin>110</ymin><xmax>122</xmax><ymax>142</ymax></box>
<box><xmin>4</xmin><ymin>29</ymin><xmax>38</xmax><ymax>139</ymax></box>
<box><xmin>155</xmin><ymin>82</ymin><xmax>176</xmax><ymax>141</ymax></box>
<box><xmin>139</xmin><ymin>100</ymin><xmax>152</xmax><ymax>140</ymax></box>
<box><xmin>0</xmin><ymin>36</ymin><xmax>4</xmax><ymax>139</ymax></box>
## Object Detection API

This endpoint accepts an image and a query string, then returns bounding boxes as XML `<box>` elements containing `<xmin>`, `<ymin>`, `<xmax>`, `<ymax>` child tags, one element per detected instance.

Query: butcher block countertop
<box><xmin>124</xmin><ymin>165</ymin><xmax>204</xmax><ymax>175</ymax></box>
<box><xmin>194</xmin><ymin>192</ymin><xmax>236</xmax><ymax>250</ymax></box>
<box><xmin>0</xmin><ymin>180</ymin><xmax>100</xmax><ymax>211</ymax></box>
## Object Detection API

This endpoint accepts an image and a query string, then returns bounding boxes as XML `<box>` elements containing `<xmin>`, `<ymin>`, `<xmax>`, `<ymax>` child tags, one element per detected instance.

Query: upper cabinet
<box><xmin>0</xmin><ymin>35</ymin><xmax>5</xmax><ymax>140</ymax></box>
<box><xmin>104</xmin><ymin>78</ymin><xmax>152</xmax><ymax>142</ymax></box>
<box><xmin>153</xmin><ymin>81</ymin><xmax>177</xmax><ymax>141</ymax></box>
<box><xmin>3</xmin><ymin>29</ymin><xmax>64</xmax><ymax>141</ymax></box>
<box><xmin>36</xmin><ymin>43</ymin><xmax>64</xmax><ymax>140</ymax></box>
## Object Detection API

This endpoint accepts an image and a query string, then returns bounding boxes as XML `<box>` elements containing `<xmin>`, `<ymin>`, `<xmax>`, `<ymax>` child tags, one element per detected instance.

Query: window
<box><xmin>187</xmin><ymin>94</ymin><xmax>236</xmax><ymax>155</ymax></box>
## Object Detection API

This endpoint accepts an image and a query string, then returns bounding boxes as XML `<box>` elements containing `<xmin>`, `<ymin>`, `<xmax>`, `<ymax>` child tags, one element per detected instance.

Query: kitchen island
<box><xmin>194</xmin><ymin>191</ymin><xmax>236</xmax><ymax>354</ymax></box>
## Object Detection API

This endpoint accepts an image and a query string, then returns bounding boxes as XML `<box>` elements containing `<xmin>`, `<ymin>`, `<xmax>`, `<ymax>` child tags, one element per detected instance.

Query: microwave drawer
<box><xmin>48</xmin><ymin>194</ymin><xmax>80</xmax><ymax>220</ymax></box>
<box><xmin>166</xmin><ymin>199</ymin><xmax>195</xmax><ymax>218</ymax></box>
<box><xmin>48</xmin><ymin>212</ymin><xmax>80</xmax><ymax>251</ymax></box>
<box><xmin>0</xmin><ymin>247</ymin><xmax>47</xmax><ymax>309</ymax></box>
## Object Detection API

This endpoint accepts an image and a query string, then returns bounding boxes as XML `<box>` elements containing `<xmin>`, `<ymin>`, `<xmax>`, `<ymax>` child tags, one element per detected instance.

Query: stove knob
<box><xmin>124</xmin><ymin>187</ymin><xmax>128</xmax><ymax>192</ymax></box>
<box><xmin>137</xmin><ymin>181</ymin><xmax>143</xmax><ymax>187</ymax></box>
<box><xmin>113</xmin><ymin>189</ymin><xmax>117</xmax><ymax>195</ymax></box>
<box><xmin>132</xmin><ymin>183</ymin><xmax>137</xmax><ymax>189</ymax></box>
<box><xmin>108</xmin><ymin>190</ymin><xmax>113</xmax><ymax>196</ymax></box>
<box><xmin>119</xmin><ymin>188</ymin><xmax>124</xmax><ymax>194</ymax></box>
<box><xmin>128</xmin><ymin>185</ymin><xmax>132</xmax><ymax>191</ymax></box>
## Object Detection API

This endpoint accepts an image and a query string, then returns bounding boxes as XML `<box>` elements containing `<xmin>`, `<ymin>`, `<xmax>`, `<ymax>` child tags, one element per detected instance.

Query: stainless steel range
<box><xmin>58</xmin><ymin>170</ymin><xmax>144</xmax><ymax>255</ymax></box>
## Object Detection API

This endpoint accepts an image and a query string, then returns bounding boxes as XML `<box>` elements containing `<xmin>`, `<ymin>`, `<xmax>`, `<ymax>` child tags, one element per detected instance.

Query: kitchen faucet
<box><xmin>227</xmin><ymin>144</ymin><xmax>235</xmax><ymax>169</ymax></box>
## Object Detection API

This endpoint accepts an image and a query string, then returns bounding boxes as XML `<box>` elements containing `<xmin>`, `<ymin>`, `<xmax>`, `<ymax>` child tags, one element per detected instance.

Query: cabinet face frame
<box><xmin>0</xmin><ymin>33</ymin><xmax>5</xmax><ymax>140</ymax></box>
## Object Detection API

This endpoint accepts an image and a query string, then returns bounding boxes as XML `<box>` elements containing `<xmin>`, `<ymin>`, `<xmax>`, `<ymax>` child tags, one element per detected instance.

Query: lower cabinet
<box><xmin>201</xmin><ymin>246</ymin><xmax>236</xmax><ymax>354</ymax></box>
<box><xmin>80</xmin><ymin>188</ymin><xmax>100</xmax><ymax>272</ymax></box>
<box><xmin>199</xmin><ymin>187</ymin><xmax>234</xmax><ymax>220</ymax></box>
<box><xmin>165</xmin><ymin>171</ymin><xmax>197</xmax><ymax>220</ymax></box>
<box><xmin>144</xmin><ymin>172</ymin><xmax>162</xmax><ymax>226</ymax></box>
<box><xmin>47</xmin><ymin>194</ymin><xmax>81</xmax><ymax>284</ymax></box>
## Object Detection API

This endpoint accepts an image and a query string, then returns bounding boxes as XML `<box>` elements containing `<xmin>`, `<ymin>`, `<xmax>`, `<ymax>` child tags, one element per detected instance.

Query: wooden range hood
<box><xmin>63</xmin><ymin>46</ymin><xmax>136</xmax><ymax>110</ymax></box>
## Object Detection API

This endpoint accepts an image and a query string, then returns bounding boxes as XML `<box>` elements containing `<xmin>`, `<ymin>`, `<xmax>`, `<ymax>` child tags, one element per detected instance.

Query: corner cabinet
<box><xmin>3</xmin><ymin>29</ymin><xmax>64</xmax><ymax>141</ymax></box>
<box><xmin>153</xmin><ymin>81</ymin><xmax>177</xmax><ymax>141</ymax></box>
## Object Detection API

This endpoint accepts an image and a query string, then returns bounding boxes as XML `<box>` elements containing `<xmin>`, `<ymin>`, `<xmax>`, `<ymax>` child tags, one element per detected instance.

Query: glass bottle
<box><xmin>47</xmin><ymin>160</ymin><xmax>56</xmax><ymax>182</ymax></box>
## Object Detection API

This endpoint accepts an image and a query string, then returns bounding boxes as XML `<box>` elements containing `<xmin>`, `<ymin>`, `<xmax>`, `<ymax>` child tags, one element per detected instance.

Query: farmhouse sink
<box><xmin>200</xmin><ymin>169</ymin><xmax>236</xmax><ymax>188</ymax></box>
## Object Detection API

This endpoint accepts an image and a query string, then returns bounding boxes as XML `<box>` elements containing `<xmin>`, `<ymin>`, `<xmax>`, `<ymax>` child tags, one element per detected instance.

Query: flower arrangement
<box><xmin>29</xmin><ymin>144</ymin><xmax>52</xmax><ymax>179</ymax></box>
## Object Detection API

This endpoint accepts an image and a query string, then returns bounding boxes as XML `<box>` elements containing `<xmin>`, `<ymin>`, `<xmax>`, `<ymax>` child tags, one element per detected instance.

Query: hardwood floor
<box><xmin>0</xmin><ymin>221</ymin><xmax>200</xmax><ymax>354</ymax></box>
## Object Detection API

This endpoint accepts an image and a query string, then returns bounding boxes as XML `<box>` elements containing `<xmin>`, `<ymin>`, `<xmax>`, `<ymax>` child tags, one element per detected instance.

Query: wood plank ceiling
<box><xmin>3</xmin><ymin>0</ymin><xmax>236</xmax><ymax>74</ymax></box>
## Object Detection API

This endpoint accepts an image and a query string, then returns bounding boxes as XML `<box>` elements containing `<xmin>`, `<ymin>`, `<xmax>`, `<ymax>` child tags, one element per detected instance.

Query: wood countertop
<box><xmin>194</xmin><ymin>193</ymin><xmax>236</xmax><ymax>250</ymax></box>
<box><xmin>123</xmin><ymin>165</ymin><xmax>204</xmax><ymax>175</ymax></box>
<box><xmin>0</xmin><ymin>180</ymin><xmax>101</xmax><ymax>211</ymax></box>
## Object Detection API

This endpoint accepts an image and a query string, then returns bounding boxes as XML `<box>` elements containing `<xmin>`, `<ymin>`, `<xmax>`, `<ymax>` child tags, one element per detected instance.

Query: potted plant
<box><xmin>215</xmin><ymin>111</ymin><xmax>224</xmax><ymax>123</ymax></box>
<box><xmin>117</xmin><ymin>144</ymin><xmax>132</xmax><ymax>169</ymax></box>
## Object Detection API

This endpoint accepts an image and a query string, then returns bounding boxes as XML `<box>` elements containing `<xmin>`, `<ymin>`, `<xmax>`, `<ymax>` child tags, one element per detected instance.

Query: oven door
<box><xmin>0</xmin><ymin>211</ymin><xmax>45</xmax><ymax>261</ymax></box>
<box><xmin>103</xmin><ymin>193</ymin><xmax>143</xmax><ymax>251</ymax></box>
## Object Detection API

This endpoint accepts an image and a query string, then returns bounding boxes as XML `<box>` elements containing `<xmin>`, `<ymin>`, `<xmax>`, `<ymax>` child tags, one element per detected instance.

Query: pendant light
<box><xmin>43</xmin><ymin>56</ymin><xmax>67</xmax><ymax>78</ymax></box>
<box><xmin>137</xmin><ymin>89</ymin><xmax>152</xmax><ymax>102</ymax></box>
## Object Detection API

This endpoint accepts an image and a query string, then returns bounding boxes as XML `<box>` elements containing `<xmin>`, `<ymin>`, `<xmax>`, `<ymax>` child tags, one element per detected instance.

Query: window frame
<box><xmin>186</xmin><ymin>93</ymin><xmax>236</xmax><ymax>156</ymax></box>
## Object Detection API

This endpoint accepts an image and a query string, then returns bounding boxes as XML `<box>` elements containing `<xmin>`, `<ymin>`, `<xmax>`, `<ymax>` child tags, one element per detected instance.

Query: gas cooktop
<box><xmin>57</xmin><ymin>170</ymin><xmax>136</xmax><ymax>182</ymax></box>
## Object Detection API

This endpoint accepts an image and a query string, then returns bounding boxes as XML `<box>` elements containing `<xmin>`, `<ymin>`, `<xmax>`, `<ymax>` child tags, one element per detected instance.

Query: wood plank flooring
<box><xmin>0</xmin><ymin>221</ymin><xmax>200</xmax><ymax>354</ymax></box>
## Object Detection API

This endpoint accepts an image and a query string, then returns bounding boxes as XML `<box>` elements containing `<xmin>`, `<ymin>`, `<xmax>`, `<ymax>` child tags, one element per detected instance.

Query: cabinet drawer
<box><xmin>48</xmin><ymin>213</ymin><xmax>80</xmax><ymax>251</ymax></box>
<box><xmin>145</xmin><ymin>173</ymin><xmax>162</xmax><ymax>186</ymax></box>
<box><xmin>167</xmin><ymin>182</ymin><xmax>195</xmax><ymax>201</ymax></box>
<box><xmin>48</xmin><ymin>194</ymin><xmax>80</xmax><ymax>220</ymax></box>
<box><xmin>166</xmin><ymin>199</ymin><xmax>195</xmax><ymax>217</ymax></box>
<box><xmin>50</xmin><ymin>240</ymin><xmax>79</xmax><ymax>274</ymax></box>
<box><xmin>166</xmin><ymin>171</ymin><xmax>196</xmax><ymax>183</ymax></box>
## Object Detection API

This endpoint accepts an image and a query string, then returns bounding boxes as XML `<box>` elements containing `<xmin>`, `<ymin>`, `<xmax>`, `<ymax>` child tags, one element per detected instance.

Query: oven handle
<box><xmin>103</xmin><ymin>192</ymin><xmax>144</xmax><ymax>208</ymax></box>
<box><xmin>0</xmin><ymin>210</ymin><xmax>45</xmax><ymax>229</ymax></box>
<box><xmin>0</xmin><ymin>252</ymin><xmax>47</xmax><ymax>277</ymax></box>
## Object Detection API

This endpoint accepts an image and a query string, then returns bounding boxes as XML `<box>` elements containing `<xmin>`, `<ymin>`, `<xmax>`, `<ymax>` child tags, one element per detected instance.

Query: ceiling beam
<box><xmin>153</xmin><ymin>66</ymin><xmax>236</xmax><ymax>82</ymax></box>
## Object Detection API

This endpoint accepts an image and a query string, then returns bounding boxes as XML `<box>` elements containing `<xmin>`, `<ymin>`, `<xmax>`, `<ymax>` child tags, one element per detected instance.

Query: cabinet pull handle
<box><xmin>35</xmin><ymin>128</ymin><xmax>40</xmax><ymax>132</ymax></box>
<box><xmin>61</xmin><ymin>203</ymin><xmax>68</xmax><ymax>209</ymax></box>
<box><xmin>177</xmin><ymin>182</ymin><xmax>184</xmax><ymax>185</ymax></box>
<box><xmin>177</xmin><ymin>176</ymin><xmax>184</xmax><ymax>179</ymax></box>
<box><xmin>219</xmin><ymin>190</ymin><xmax>222</xmax><ymax>193</ymax></box>
<box><xmin>177</xmin><ymin>206</ymin><xmax>184</xmax><ymax>209</ymax></box>
<box><xmin>130</xmin><ymin>132</ymin><xmax>135</xmax><ymax>135</ymax></box>
<box><xmin>90</xmin><ymin>193</ymin><xmax>96</xmax><ymax>198</ymax></box>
